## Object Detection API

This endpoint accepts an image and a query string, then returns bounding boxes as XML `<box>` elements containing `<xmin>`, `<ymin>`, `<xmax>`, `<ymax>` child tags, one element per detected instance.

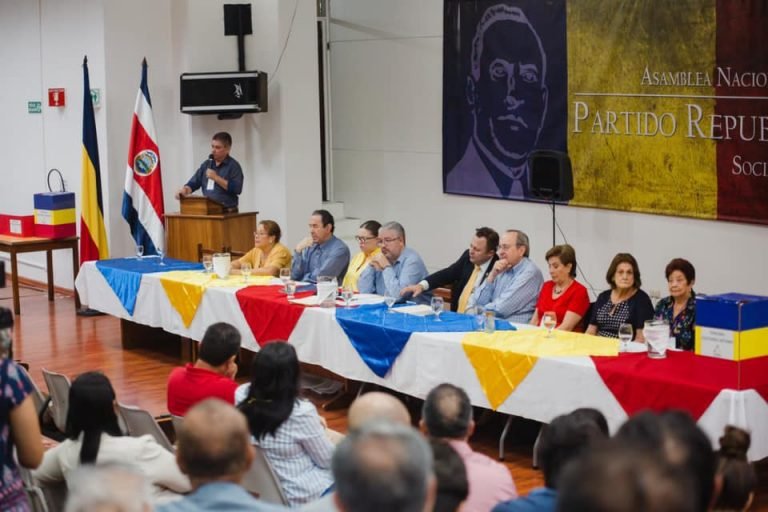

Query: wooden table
<box><xmin>0</xmin><ymin>235</ymin><xmax>80</xmax><ymax>315</ymax></box>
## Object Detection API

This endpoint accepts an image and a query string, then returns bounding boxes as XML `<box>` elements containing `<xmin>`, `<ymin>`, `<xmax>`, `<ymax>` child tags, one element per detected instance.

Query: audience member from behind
<box><xmin>232</xmin><ymin>220</ymin><xmax>292</xmax><ymax>276</ymax></box>
<box><xmin>348</xmin><ymin>391</ymin><xmax>410</xmax><ymax>430</ymax></box>
<box><xmin>654</xmin><ymin>258</ymin><xmax>697</xmax><ymax>350</ymax></box>
<box><xmin>0</xmin><ymin>306</ymin><xmax>43</xmax><ymax>511</ymax></box>
<box><xmin>468</xmin><ymin>229</ymin><xmax>544</xmax><ymax>323</ymax></box>
<box><xmin>586</xmin><ymin>253</ymin><xmax>654</xmax><ymax>342</ymax></box>
<box><xmin>615</xmin><ymin>410</ymin><xmax>717</xmax><ymax>512</ymax></box>
<box><xmin>292</xmin><ymin>209</ymin><xmax>351</xmax><ymax>283</ymax></box>
<box><xmin>357</xmin><ymin>221</ymin><xmax>429</xmax><ymax>302</ymax></box>
<box><xmin>300</xmin><ymin>391</ymin><xmax>411</xmax><ymax>512</ymax></box>
<box><xmin>342</xmin><ymin>220</ymin><xmax>382</xmax><ymax>292</ymax></box>
<box><xmin>568</xmin><ymin>407</ymin><xmax>609</xmax><ymax>437</ymax></box>
<box><xmin>159</xmin><ymin>399</ymin><xmax>285</xmax><ymax>512</ymax></box>
<box><xmin>333</xmin><ymin>420</ymin><xmax>436</xmax><ymax>512</ymax></box>
<box><xmin>556</xmin><ymin>441</ymin><xmax>696</xmax><ymax>512</ymax></box>
<box><xmin>237</xmin><ymin>342</ymin><xmax>335</xmax><ymax>506</ymax></box>
<box><xmin>530</xmin><ymin>244</ymin><xmax>590</xmax><ymax>331</ymax></box>
<box><xmin>65</xmin><ymin>462</ymin><xmax>152</xmax><ymax>512</ymax></box>
<box><xmin>400</xmin><ymin>227</ymin><xmax>499</xmax><ymax>313</ymax></box>
<box><xmin>713</xmin><ymin>426</ymin><xmax>756</xmax><ymax>512</ymax></box>
<box><xmin>167</xmin><ymin>322</ymin><xmax>241</xmax><ymax>416</ymax></box>
<box><xmin>493</xmin><ymin>410</ymin><xmax>607</xmax><ymax>512</ymax></box>
<box><xmin>421</xmin><ymin>383</ymin><xmax>517</xmax><ymax>511</ymax></box>
<box><xmin>430</xmin><ymin>439</ymin><xmax>469</xmax><ymax>512</ymax></box>
<box><xmin>34</xmin><ymin>372</ymin><xmax>190</xmax><ymax>498</ymax></box>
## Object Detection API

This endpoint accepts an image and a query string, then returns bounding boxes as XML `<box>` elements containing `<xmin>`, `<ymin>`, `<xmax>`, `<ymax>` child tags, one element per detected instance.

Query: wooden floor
<box><xmin>6</xmin><ymin>284</ymin><xmax>767</xmax><ymax>509</ymax></box>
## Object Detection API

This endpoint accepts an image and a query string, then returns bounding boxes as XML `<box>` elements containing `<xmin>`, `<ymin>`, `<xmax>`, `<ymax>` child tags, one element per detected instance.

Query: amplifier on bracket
<box><xmin>180</xmin><ymin>71</ymin><xmax>268</xmax><ymax>115</ymax></box>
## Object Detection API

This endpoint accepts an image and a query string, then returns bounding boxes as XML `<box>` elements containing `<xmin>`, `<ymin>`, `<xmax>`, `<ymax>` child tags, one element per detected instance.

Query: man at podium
<box><xmin>175</xmin><ymin>132</ymin><xmax>244</xmax><ymax>211</ymax></box>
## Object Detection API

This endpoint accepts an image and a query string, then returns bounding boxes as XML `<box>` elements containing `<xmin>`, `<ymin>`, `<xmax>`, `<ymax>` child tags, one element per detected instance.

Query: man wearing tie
<box><xmin>400</xmin><ymin>227</ymin><xmax>499</xmax><ymax>313</ymax></box>
<box><xmin>175</xmin><ymin>132</ymin><xmax>243</xmax><ymax>211</ymax></box>
<box><xmin>468</xmin><ymin>229</ymin><xmax>543</xmax><ymax>323</ymax></box>
<box><xmin>291</xmin><ymin>209</ymin><xmax>351</xmax><ymax>283</ymax></box>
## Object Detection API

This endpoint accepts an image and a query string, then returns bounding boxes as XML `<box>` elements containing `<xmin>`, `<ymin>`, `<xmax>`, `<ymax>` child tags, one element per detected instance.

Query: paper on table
<box><xmin>390</xmin><ymin>304</ymin><xmax>433</xmax><ymax>316</ymax></box>
<box><xmin>289</xmin><ymin>295</ymin><xmax>322</xmax><ymax>306</ymax></box>
<box><xmin>344</xmin><ymin>294</ymin><xmax>387</xmax><ymax>306</ymax></box>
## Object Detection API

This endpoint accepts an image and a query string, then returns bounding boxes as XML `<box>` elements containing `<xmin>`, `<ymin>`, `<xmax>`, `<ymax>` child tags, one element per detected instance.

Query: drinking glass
<box><xmin>542</xmin><ymin>311</ymin><xmax>557</xmax><ymax>337</ymax></box>
<box><xmin>136</xmin><ymin>244</ymin><xmax>144</xmax><ymax>260</ymax></box>
<box><xmin>202</xmin><ymin>254</ymin><xmax>213</xmax><ymax>274</ymax></box>
<box><xmin>431</xmin><ymin>296</ymin><xmax>445</xmax><ymax>320</ymax></box>
<box><xmin>618</xmin><ymin>323</ymin><xmax>634</xmax><ymax>352</ymax></box>
<box><xmin>384</xmin><ymin>296</ymin><xmax>396</xmax><ymax>310</ymax></box>
<box><xmin>645</xmin><ymin>319</ymin><xmax>669</xmax><ymax>359</ymax></box>
<box><xmin>286</xmin><ymin>280</ymin><xmax>297</xmax><ymax>300</ymax></box>
<box><xmin>241</xmin><ymin>262</ymin><xmax>252</xmax><ymax>283</ymax></box>
<box><xmin>279</xmin><ymin>268</ymin><xmax>291</xmax><ymax>292</ymax></box>
<box><xmin>484</xmin><ymin>308</ymin><xmax>496</xmax><ymax>334</ymax></box>
<box><xmin>157</xmin><ymin>247</ymin><xmax>165</xmax><ymax>266</ymax></box>
<box><xmin>317</xmin><ymin>276</ymin><xmax>337</xmax><ymax>308</ymax></box>
<box><xmin>341</xmin><ymin>285</ymin><xmax>355</xmax><ymax>308</ymax></box>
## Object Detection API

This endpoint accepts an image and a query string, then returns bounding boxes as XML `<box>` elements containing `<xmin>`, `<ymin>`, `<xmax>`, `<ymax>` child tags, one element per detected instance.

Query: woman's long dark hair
<box><xmin>237</xmin><ymin>341</ymin><xmax>300</xmax><ymax>440</ymax></box>
<box><xmin>65</xmin><ymin>372</ymin><xmax>123</xmax><ymax>463</ymax></box>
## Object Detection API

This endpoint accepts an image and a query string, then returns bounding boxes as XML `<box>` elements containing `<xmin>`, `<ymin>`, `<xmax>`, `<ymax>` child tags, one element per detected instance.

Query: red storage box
<box><xmin>0</xmin><ymin>215</ymin><xmax>35</xmax><ymax>237</ymax></box>
<box><xmin>34</xmin><ymin>223</ymin><xmax>76</xmax><ymax>239</ymax></box>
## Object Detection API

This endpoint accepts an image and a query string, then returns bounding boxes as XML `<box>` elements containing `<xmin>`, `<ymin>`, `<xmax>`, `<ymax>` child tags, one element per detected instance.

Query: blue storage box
<box><xmin>695</xmin><ymin>293</ymin><xmax>768</xmax><ymax>360</ymax></box>
<box><xmin>33</xmin><ymin>192</ymin><xmax>75</xmax><ymax>210</ymax></box>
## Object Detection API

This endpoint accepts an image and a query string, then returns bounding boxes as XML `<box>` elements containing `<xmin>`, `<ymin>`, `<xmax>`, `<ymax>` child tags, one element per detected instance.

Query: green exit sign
<box><xmin>28</xmin><ymin>101</ymin><xmax>42</xmax><ymax>114</ymax></box>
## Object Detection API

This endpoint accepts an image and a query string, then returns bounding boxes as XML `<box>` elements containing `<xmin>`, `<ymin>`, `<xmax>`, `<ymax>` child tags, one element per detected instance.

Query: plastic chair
<box><xmin>41</xmin><ymin>369</ymin><xmax>71</xmax><ymax>433</ymax></box>
<box><xmin>241</xmin><ymin>445</ymin><xmax>289</xmax><ymax>505</ymax></box>
<box><xmin>117</xmin><ymin>403</ymin><xmax>175</xmax><ymax>453</ymax></box>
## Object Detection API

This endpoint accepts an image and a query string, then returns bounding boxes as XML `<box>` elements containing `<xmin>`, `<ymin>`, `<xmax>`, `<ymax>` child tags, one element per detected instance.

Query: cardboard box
<box><xmin>0</xmin><ymin>215</ymin><xmax>35</xmax><ymax>237</ymax></box>
<box><xmin>695</xmin><ymin>293</ymin><xmax>768</xmax><ymax>361</ymax></box>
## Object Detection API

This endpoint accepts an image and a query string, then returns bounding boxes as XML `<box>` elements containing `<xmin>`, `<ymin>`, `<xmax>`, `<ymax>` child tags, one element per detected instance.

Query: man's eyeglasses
<box><xmin>379</xmin><ymin>237</ymin><xmax>401</xmax><ymax>245</ymax></box>
<box><xmin>355</xmin><ymin>236</ymin><xmax>377</xmax><ymax>243</ymax></box>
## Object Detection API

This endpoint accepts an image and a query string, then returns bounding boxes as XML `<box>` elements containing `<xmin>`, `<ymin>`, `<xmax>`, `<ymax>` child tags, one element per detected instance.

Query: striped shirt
<box><xmin>236</xmin><ymin>385</ymin><xmax>334</xmax><ymax>507</ymax></box>
<box><xmin>469</xmin><ymin>257</ymin><xmax>544</xmax><ymax>323</ymax></box>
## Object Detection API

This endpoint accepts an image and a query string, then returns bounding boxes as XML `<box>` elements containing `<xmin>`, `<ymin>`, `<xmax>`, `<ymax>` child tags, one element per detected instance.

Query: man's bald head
<box><xmin>348</xmin><ymin>392</ymin><xmax>411</xmax><ymax>431</ymax></box>
<box><xmin>176</xmin><ymin>398</ymin><xmax>253</xmax><ymax>483</ymax></box>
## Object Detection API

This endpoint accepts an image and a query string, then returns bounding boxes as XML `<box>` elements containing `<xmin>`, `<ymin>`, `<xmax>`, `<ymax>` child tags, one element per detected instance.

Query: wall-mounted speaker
<box><xmin>180</xmin><ymin>71</ymin><xmax>267</xmax><ymax>115</ymax></box>
<box><xmin>528</xmin><ymin>150</ymin><xmax>574</xmax><ymax>201</ymax></box>
<box><xmin>224</xmin><ymin>4</ymin><xmax>252</xmax><ymax>36</ymax></box>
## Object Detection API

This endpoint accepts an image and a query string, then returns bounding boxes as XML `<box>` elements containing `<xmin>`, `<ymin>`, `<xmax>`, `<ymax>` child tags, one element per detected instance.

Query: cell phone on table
<box><xmin>394</xmin><ymin>290</ymin><xmax>414</xmax><ymax>305</ymax></box>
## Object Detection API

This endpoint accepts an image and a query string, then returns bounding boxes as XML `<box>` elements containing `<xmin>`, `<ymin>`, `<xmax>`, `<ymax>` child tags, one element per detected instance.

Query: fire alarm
<box><xmin>48</xmin><ymin>88</ymin><xmax>66</xmax><ymax>107</ymax></box>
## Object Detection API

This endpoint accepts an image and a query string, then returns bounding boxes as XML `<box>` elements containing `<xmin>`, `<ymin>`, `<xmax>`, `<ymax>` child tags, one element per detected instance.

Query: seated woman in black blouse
<box><xmin>653</xmin><ymin>258</ymin><xmax>696</xmax><ymax>350</ymax></box>
<box><xmin>586</xmin><ymin>253</ymin><xmax>654</xmax><ymax>342</ymax></box>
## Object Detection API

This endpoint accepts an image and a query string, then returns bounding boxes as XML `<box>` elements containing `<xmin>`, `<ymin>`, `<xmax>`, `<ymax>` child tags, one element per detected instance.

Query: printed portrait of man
<box><xmin>444</xmin><ymin>2</ymin><xmax>565</xmax><ymax>200</ymax></box>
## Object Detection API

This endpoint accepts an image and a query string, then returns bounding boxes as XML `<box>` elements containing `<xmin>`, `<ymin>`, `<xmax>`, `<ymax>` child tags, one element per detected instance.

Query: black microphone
<box><xmin>208</xmin><ymin>153</ymin><xmax>214</xmax><ymax>167</ymax></box>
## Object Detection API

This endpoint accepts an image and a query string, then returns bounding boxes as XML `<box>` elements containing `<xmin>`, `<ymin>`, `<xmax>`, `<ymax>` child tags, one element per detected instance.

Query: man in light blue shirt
<box><xmin>291</xmin><ymin>209</ymin><xmax>351</xmax><ymax>283</ymax></box>
<box><xmin>468</xmin><ymin>229</ymin><xmax>543</xmax><ymax>323</ymax></box>
<box><xmin>158</xmin><ymin>399</ymin><xmax>286</xmax><ymax>512</ymax></box>
<box><xmin>358</xmin><ymin>221</ymin><xmax>429</xmax><ymax>303</ymax></box>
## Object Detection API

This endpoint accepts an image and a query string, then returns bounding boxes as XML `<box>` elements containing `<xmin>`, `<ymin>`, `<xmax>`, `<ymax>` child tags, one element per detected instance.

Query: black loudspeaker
<box><xmin>528</xmin><ymin>150</ymin><xmax>574</xmax><ymax>201</ymax></box>
<box><xmin>180</xmin><ymin>71</ymin><xmax>268</xmax><ymax>115</ymax></box>
<box><xmin>224</xmin><ymin>4</ymin><xmax>252</xmax><ymax>36</ymax></box>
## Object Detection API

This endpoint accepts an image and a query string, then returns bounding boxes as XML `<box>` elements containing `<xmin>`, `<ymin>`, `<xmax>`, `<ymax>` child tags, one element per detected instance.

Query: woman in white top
<box><xmin>237</xmin><ymin>342</ymin><xmax>334</xmax><ymax>507</ymax></box>
<box><xmin>33</xmin><ymin>372</ymin><xmax>190</xmax><ymax>498</ymax></box>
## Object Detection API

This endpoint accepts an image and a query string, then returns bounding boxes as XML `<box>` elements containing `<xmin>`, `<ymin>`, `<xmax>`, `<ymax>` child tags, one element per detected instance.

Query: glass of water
<box><xmin>157</xmin><ymin>247</ymin><xmax>165</xmax><ymax>266</ymax></box>
<box><xmin>241</xmin><ymin>262</ymin><xmax>252</xmax><ymax>283</ymax></box>
<box><xmin>136</xmin><ymin>244</ymin><xmax>144</xmax><ymax>260</ymax></box>
<box><xmin>618</xmin><ymin>323</ymin><xmax>633</xmax><ymax>352</ymax></box>
<box><xmin>542</xmin><ymin>311</ymin><xmax>557</xmax><ymax>337</ymax></box>
<box><xmin>285</xmin><ymin>280</ymin><xmax>297</xmax><ymax>300</ymax></box>
<box><xmin>384</xmin><ymin>296</ymin><xmax>396</xmax><ymax>311</ymax></box>
<box><xmin>202</xmin><ymin>254</ymin><xmax>213</xmax><ymax>274</ymax></box>
<box><xmin>431</xmin><ymin>296</ymin><xmax>444</xmax><ymax>320</ymax></box>
<box><xmin>280</xmin><ymin>268</ymin><xmax>291</xmax><ymax>292</ymax></box>
<box><xmin>341</xmin><ymin>285</ymin><xmax>355</xmax><ymax>308</ymax></box>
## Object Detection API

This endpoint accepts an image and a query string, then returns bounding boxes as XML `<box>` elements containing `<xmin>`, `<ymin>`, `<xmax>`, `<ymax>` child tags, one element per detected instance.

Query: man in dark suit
<box><xmin>400</xmin><ymin>227</ymin><xmax>499</xmax><ymax>312</ymax></box>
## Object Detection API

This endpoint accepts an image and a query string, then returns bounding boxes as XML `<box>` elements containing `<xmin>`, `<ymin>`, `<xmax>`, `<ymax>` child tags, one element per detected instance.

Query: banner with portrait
<box><xmin>443</xmin><ymin>0</ymin><xmax>768</xmax><ymax>225</ymax></box>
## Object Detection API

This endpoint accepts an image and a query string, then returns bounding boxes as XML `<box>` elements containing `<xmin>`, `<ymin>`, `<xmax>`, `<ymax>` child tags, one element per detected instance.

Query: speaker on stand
<box><xmin>527</xmin><ymin>150</ymin><xmax>574</xmax><ymax>247</ymax></box>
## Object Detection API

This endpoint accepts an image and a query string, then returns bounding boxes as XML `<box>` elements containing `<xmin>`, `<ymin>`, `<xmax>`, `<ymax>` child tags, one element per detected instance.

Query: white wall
<box><xmin>0</xmin><ymin>0</ymin><xmax>322</xmax><ymax>290</ymax></box>
<box><xmin>328</xmin><ymin>0</ymin><xmax>768</xmax><ymax>298</ymax></box>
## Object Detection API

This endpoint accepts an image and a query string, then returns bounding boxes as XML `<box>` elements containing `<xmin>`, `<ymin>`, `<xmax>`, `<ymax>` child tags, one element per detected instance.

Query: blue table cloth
<box><xmin>95</xmin><ymin>257</ymin><xmax>203</xmax><ymax>315</ymax></box>
<box><xmin>335</xmin><ymin>304</ymin><xmax>514</xmax><ymax>377</ymax></box>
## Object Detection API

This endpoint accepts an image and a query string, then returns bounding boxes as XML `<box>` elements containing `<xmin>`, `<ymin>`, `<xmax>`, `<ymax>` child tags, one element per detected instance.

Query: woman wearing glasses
<box><xmin>231</xmin><ymin>220</ymin><xmax>292</xmax><ymax>277</ymax></box>
<box><xmin>342</xmin><ymin>220</ymin><xmax>381</xmax><ymax>291</ymax></box>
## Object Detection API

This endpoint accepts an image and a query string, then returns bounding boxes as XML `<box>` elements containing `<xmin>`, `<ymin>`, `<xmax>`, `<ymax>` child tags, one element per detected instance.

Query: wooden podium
<box><xmin>166</xmin><ymin>196</ymin><xmax>257</xmax><ymax>262</ymax></box>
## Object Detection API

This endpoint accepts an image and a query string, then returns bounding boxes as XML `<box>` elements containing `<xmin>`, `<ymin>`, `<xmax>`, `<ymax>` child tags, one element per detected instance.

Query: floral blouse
<box><xmin>653</xmin><ymin>291</ymin><xmax>696</xmax><ymax>350</ymax></box>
